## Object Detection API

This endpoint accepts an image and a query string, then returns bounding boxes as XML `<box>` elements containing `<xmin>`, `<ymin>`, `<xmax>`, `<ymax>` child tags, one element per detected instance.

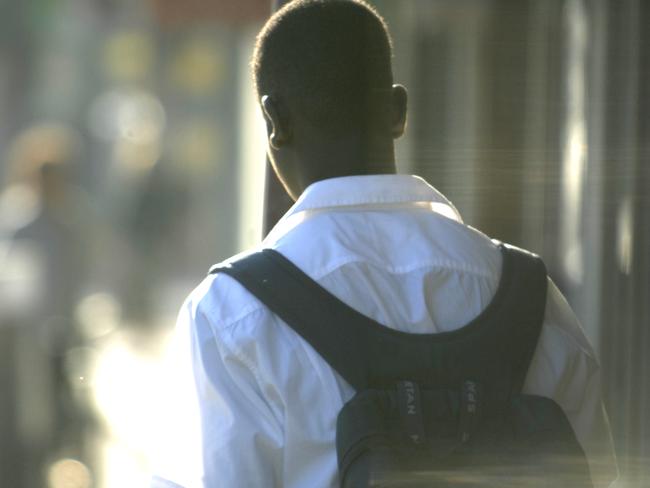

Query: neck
<box><xmin>299</xmin><ymin>132</ymin><xmax>397</xmax><ymax>180</ymax></box>
<box><xmin>299</xmin><ymin>151</ymin><xmax>397</xmax><ymax>190</ymax></box>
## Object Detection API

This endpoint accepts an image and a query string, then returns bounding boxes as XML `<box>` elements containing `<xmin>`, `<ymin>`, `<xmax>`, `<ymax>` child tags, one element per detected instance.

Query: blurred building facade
<box><xmin>0</xmin><ymin>0</ymin><xmax>648</xmax><ymax>487</ymax></box>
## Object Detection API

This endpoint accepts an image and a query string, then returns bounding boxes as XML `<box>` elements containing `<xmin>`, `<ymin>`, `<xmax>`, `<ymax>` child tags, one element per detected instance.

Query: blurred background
<box><xmin>0</xmin><ymin>0</ymin><xmax>647</xmax><ymax>487</ymax></box>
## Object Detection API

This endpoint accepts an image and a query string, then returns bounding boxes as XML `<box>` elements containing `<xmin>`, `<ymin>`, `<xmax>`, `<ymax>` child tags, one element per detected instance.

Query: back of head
<box><xmin>252</xmin><ymin>0</ymin><xmax>394</xmax><ymax>137</ymax></box>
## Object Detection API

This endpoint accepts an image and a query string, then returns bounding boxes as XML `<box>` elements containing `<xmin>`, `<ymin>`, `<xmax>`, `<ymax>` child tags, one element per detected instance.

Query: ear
<box><xmin>390</xmin><ymin>84</ymin><xmax>408</xmax><ymax>139</ymax></box>
<box><xmin>261</xmin><ymin>95</ymin><xmax>292</xmax><ymax>149</ymax></box>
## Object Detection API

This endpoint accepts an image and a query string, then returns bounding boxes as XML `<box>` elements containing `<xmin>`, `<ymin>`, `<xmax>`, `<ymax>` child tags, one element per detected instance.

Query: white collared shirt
<box><xmin>153</xmin><ymin>175</ymin><xmax>617</xmax><ymax>488</ymax></box>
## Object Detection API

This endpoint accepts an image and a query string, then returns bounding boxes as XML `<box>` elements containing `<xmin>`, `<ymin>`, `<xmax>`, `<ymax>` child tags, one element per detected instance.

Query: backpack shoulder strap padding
<box><xmin>209</xmin><ymin>243</ymin><xmax>547</xmax><ymax>396</ymax></box>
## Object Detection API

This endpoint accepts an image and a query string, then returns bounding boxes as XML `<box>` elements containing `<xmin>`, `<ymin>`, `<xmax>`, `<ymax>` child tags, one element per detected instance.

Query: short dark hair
<box><xmin>252</xmin><ymin>0</ymin><xmax>394</xmax><ymax>135</ymax></box>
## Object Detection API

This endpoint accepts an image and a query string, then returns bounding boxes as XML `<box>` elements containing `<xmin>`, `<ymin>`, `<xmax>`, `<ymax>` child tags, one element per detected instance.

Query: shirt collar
<box><xmin>264</xmin><ymin>174</ymin><xmax>462</xmax><ymax>244</ymax></box>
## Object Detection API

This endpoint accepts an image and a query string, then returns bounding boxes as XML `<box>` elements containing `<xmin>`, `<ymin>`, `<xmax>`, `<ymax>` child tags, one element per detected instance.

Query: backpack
<box><xmin>210</xmin><ymin>242</ymin><xmax>593</xmax><ymax>487</ymax></box>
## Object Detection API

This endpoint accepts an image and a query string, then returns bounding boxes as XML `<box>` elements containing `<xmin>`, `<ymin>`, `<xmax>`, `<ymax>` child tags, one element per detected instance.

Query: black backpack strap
<box><xmin>210</xmin><ymin>244</ymin><xmax>547</xmax><ymax>396</ymax></box>
<box><xmin>501</xmin><ymin>243</ymin><xmax>548</xmax><ymax>393</ymax></box>
<box><xmin>210</xmin><ymin>249</ymin><xmax>373</xmax><ymax>390</ymax></box>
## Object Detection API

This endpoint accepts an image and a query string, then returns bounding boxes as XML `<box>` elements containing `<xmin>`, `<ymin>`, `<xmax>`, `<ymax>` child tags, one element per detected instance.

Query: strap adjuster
<box><xmin>459</xmin><ymin>379</ymin><xmax>481</xmax><ymax>443</ymax></box>
<box><xmin>397</xmin><ymin>380</ymin><xmax>426</xmax><ymax>444</ymax></box>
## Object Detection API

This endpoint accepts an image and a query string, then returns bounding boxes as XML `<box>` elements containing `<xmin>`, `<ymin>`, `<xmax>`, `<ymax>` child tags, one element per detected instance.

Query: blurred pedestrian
<box><xmin>0</xmin><ymin>124</ymin><xmax>88</xmax><ymax>487</ymax></box>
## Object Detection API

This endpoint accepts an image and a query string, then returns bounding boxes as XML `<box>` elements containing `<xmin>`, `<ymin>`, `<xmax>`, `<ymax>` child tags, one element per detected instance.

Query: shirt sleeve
<box><xmin>188</xmin><ymin>296</ymin><xmax>284</xmax><ymax>488</ymax></box>
<box><xmin>522</xmin><ymin>279</ymin><xmax>619</xmax><ymax>488</ymax></box>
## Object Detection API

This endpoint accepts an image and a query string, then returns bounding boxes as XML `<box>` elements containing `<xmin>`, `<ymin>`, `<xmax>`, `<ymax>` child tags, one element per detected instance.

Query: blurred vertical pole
<box><xmin>597</xmin><ymin>0</ymin><xmax>650</xmax><ymax>485</ymax></box>
<box><xmin>0</xmin><ymin>3</ymin><xmax>36</xmax><ymax>485</ymax></box>
<box><xmin>472</xmin><ymin>1</ymin><xmax>531</xmax><ymax>246</ymax></box>
<box><xmin>262</xmin><ymin>0</ymin><xmax>294</xmax><ymax>237</ymax></box>
<box><xmin>636</xmin><ymin>1</ymin><xmax>650</xmax><ymax>479</ymax></box>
